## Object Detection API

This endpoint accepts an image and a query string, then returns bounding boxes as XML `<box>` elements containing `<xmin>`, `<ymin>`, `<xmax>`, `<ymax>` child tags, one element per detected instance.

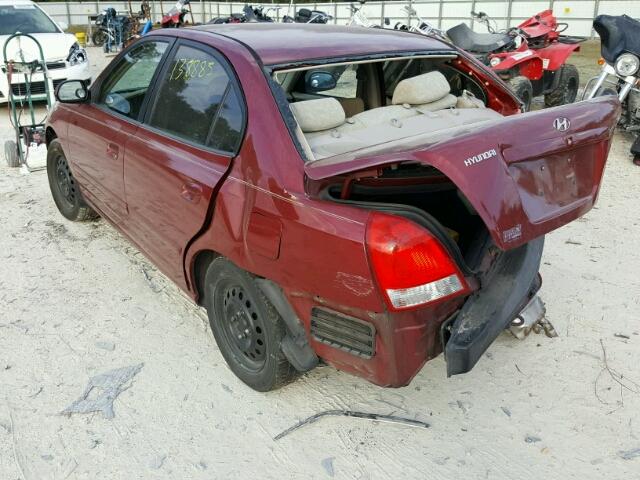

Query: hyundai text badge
<box><xmin>553</xmin><ymin>117</ymin><xmax>570</xmax><ymax>131</ymax></box>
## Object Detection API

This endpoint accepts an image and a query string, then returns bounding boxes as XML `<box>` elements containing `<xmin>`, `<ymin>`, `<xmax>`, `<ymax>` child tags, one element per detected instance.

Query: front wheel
<box><xmin>203</xmin><ymin>258</ymin><xmax>298</xmax><ymax>391</ymax></box>
<box><xmin>92</xmin><ymin>29</ymin><xmax>107</xmax><ymax>47</ymax></box>
<box><xmin>544</xmin><ymin>64</ymin><xmax>579</xmax><ymax>108</ymax></box>
<box><xmin>47</xmin><ymin>140</ymin><xmax>98</xmax><ymax>221</ymax></box>
<box><xmin>509</xmin><ymin>76</ymin><xmax>533</xmax><ymax>112</ymax></box>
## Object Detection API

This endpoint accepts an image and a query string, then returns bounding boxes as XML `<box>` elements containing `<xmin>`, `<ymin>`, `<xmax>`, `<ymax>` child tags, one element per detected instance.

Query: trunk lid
<box><xmin>305</xmin><ymin>97</ymin><xmax>621</xmax><ymax>250</ymax></box>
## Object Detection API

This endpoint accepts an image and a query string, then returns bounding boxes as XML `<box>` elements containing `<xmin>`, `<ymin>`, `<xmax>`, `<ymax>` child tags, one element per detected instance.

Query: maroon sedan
<box><xmin>46</xmin><ymin>24</ymin><xmax>619</xmax><ymax>391</ymax></box>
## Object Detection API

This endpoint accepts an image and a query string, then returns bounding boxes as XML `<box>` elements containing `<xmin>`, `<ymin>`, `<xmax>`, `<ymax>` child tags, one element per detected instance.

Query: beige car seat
<box><xmin>289</xmin><ymin>71</ymin><xmax>502</xmax><ymax>159</ymax></box>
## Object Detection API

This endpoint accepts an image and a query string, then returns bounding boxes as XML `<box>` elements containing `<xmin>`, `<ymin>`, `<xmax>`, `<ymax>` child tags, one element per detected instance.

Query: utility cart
<box><xmin>3</xmin><ymin>32</ymin><xmax>54</xmax><ymax>171</ymax></box>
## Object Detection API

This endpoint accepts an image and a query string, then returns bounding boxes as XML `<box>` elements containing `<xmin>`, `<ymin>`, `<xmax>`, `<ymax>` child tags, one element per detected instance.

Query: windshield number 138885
<box><xmin>169</xmin><ymin>58</ymin><xmax>215</xmax><ymax>81</ymax></box>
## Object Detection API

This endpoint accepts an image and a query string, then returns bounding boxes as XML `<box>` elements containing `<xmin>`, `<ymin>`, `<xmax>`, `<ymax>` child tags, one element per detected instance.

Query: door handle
<box><xmin>106</xmin><ymin>143</ymin><xmax>119</xmax><ymax>161</ymax></box>
<box><xmin>180</xmin><ymin>182</ymin><xmax>202</xmax><ymax>203</ymax></box>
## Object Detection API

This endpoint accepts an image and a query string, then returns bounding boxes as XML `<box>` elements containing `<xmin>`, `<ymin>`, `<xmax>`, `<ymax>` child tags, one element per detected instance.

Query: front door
<box><xmin>67</xmin><ymin>40</ymin><xmax>171</xmax><ymax>223</ymax></box>
<box><xmin>123</xmin><ymin>39</ymin><xmax>245</xmax><ymax>286</ymax></box>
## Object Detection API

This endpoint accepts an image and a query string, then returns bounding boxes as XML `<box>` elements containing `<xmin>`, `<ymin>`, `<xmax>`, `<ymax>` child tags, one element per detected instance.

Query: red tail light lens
<box><xmin>366</xmin><ymin>212</ymin><xmax>468</xmax><ymax>310</ymax></box>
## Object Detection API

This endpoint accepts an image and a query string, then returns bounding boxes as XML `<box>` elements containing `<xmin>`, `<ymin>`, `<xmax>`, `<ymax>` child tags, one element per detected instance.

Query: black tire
<box><xmin>47</xmin><ymin>140</ymin><xmax>98</xmax><ymax>222</ymax></box>
<box><xmin>92</xmin><ymin>29</ymin><xmax>107</xmax><ymax>47</ymax></box>
<box><xmin>203</xmin><ymin>257</ymin><xmax>298</xmax><ymax>391</ymax></box>
<box><xmin>509</xmin><ymin>76</ymin><xmax>533</xmax><ymax>112</ymax></box>
<box><xmin>4</xmin><ymin>140</ymin><xmax>20</xmax><ymax>167</ymax></box>
<box><xmin>544</xmin><ymin>64</ymin><xmax>579</xmax><ymax>108</ymax></box>
<box><xmin>633</xmin><ymin>136</ymin><xmax>640</xmax><ymax>166</ymax></box>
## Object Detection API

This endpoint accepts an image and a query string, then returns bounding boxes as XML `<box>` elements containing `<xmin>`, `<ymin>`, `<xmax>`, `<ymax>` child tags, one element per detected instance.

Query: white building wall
<box><xmin>38</xmin><ymin>0</ymin><xmax>640</xmax><ymax>38</ymax></box>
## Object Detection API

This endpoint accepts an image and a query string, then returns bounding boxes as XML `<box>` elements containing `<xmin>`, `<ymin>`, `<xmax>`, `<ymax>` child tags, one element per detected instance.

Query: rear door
<box><xmin>67</xmin><ymin>39</ymin><xmax>171</xmax><ymax>223</ymax></box>
<box><xmin>123</xmin><ymin>39</ymin><xmax>245</xmax><ymax>285</ymax></box>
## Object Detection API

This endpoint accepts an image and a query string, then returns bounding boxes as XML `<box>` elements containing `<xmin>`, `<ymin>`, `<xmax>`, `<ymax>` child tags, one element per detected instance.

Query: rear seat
<box><xmin>290</xmin><ymin>71</ymin><xmax>503</xmax><ymax>159</ymax></box>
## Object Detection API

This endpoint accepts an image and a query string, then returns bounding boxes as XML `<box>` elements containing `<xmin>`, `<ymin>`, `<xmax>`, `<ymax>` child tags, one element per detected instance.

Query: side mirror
<box><xmin>305</xmin><ymin>71</ymin><xmax>337</xmax><ymax>92</ymax></box>
<box><xmin>384</xmin><ymin>17</ymin><xmax>390</xmax><ymax>26</ymax></box>
<box><xmin>57</xmin><ymin>20</ymin><xmax>69</xmax><ymax>31</ymax></box>
<box><xmin>55</xmin><ymin>80</ymin><xmax>89</xmax><ymax>104</ymax></box>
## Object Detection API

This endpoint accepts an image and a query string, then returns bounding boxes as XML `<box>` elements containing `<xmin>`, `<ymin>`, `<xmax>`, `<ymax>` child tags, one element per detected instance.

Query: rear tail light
<box><xmin>366</xmin><ymin>212</ymin><xmax>468</xmax><ymax>310</ymax></box>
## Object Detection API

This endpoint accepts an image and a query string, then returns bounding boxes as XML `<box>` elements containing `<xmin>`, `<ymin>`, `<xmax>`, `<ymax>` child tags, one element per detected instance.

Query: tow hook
<box><xmin>509</xmin><ymin>295</ymin><xmax>558</xmax><ymax>340</ymax></box>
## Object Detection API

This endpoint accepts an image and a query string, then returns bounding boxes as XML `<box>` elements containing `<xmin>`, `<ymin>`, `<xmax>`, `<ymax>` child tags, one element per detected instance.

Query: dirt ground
<box><xmin>1</xmin><ymin>46</ymin><xmax>640</xmax><ymax>480</ymax></box>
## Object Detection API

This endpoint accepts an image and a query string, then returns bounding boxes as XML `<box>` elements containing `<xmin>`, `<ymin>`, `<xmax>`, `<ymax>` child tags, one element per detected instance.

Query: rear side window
<box><xmin>208</xmin><ymin>88</ymin><xmax>243</xmax><ymax>152</ymax></box>
<box><xmin>148</xmin><ymin>43</ymin><xmax>244</xmax><ymax>152</ymax></box>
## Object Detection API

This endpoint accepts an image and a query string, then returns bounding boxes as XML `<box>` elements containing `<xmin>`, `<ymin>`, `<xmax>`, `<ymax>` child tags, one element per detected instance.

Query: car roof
<box><xmin>0</xmin><ymin>0</ymin><xmax>33</xmax><ymax>4</ymax></box>
<box><xmin>193</xmin><ymin>23</ymin><xmax>455</xmax><ymax>66</ymax></box>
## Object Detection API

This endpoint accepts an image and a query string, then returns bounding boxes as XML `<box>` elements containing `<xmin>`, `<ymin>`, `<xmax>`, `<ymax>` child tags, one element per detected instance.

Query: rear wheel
<box><xmin>544</xmin><ymin>64</ymin><xmax>579</xmax><ymax>108</ymax></box>
<box><xmin>509</xmin><ymin>76</ymin><xmax>533</xmax><ymax>112</ymax></box>
<box><xmin>4</xmin><ymin>140</ymin><xmax>20</xmax><ymax>167</ymax></box>
<box><xmin>203</xmin><ymin>257</ymin><xmax>298</xmax><ymax>391</ymax></box>
<box><xmin>47</xmin><ymin>140</ymin><xmax>98</xmax><ymax>221</ymax></box>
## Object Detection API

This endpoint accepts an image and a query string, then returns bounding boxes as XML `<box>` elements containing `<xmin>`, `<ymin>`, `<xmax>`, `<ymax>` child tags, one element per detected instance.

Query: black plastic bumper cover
<box><xmin>444</xmin><ymin>237</ymin><xmax>544</xmax><ymax>376</ymax></box>
<box><xmin>257</xmin><ymin>278</ymin><xmax>319</xmax><ymax>372</ymax></box>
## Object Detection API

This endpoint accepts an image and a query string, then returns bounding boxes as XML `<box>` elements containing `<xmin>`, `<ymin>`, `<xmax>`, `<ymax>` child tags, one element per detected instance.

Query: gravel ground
<box><xmin>1</xmin><ymin>46</ymin><xmax>640</xmax><ymax>480</ymax></box>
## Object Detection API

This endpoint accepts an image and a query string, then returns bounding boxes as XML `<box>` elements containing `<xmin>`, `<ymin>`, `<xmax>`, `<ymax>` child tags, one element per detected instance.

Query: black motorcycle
<box><xmin>209</xmin><ymin>4</ymin><xmax>331</xmax><ymax>25</ymax></box>
<box><xmin>92</xmin><ymin>7</ymin><xmax>132</xmax><ymax>50</ymax></box>
<box><xmin>585</xmin><ymin>15</ymin><xmax>640</xmax><ymax>165</ymax></box>
<box><xmin>282</xmin><ymin>8</ymin><xmax>332</xmax><ymax>24</ymax></box>
<box><xmin>209</xmin><ymin>5</ymin><xmax>276</xmax><ymax>24</ymax></box>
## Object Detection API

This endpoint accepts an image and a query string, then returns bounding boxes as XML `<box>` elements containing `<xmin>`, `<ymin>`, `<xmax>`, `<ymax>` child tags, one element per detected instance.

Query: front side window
<box><xmin>149</xmin><ymin>44</ymin><xmax>244</xmax><ymax>152</ymax></box>
<box><xmin>99</xmin><ymin>41</ymin><xmax>168</xmax><ymax>119</ymax></box>
<box><xmin>0</xmin><ymin>4</ymin><xmax>59</xmax><ymax>35</ymax></box>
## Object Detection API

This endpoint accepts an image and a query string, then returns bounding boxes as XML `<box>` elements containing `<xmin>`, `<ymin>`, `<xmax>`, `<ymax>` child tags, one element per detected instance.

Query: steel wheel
<box><xmin>218</xmin><ymin>282</ymin><xmax>267</xmax><ymax>372</ymax></box>
<box><xmin>204</xmin><ymin>257</ymin><xmax>298</xmax><ymax>391</ymax></box>
<box><xmin>55</xmin><ymin>154</ymin><xmax>77</xmax><ymax>209</ymax></box>
<box><xmin>47</xmin><ymin>139</ymin><xmax>97</xmax><ymax>221</ymax></box>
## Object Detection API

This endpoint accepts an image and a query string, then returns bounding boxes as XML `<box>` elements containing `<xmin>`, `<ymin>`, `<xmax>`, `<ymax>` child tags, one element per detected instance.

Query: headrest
<box><xmin>290</xmin><ymin>98</ymin><xmax>346</xmax><ymax>133</ymax></box>
<box><xmin>392</xmin><ymin>71</ymin><xmax>451</xmax><ymax>105</ymax></box>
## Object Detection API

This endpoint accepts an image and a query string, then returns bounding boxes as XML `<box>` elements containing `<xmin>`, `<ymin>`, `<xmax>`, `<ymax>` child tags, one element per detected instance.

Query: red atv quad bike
<box><xmin>448</xmin><ymin>9</ymin><xmax>583</xmax><ymax>111</ymax></box>
<box><xmin>161</xmin><ymin>0</ymin><xmax>191</xmax><ymax>28</ymax></box>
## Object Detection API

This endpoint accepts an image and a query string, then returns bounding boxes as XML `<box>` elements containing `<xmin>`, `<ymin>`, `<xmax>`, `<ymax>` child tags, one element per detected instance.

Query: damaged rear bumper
<box><xmin>443</xmin><ymin>237</ymin><xmax>545</xmax><ymax>376</ymax></box>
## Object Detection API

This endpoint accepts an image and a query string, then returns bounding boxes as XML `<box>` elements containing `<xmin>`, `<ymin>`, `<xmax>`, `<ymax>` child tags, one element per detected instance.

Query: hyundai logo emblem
<box><xmin>553</xmin><ymin>117</ymin><xmax>570</xmax><ymax>131</ymax></box>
